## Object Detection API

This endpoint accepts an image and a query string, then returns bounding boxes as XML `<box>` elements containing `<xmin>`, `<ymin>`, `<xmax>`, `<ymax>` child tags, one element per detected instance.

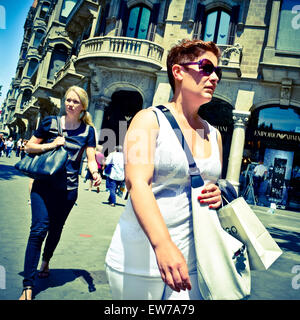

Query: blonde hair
<box><xmin>65</xmin><ymin>85</ymin><xmax>94</xmax><ymax>126</ymax></box>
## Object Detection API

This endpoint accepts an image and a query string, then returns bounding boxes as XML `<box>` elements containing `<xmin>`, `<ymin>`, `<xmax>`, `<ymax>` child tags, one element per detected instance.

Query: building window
<box><xmin>194</xmin><ymin>5</ymin><xmax>239</xmax><ymax>45</ymax></box>
<box><xmin>257</xmin><ymin>106</ymin><xmax>300</xmax><ymax>133</ymax></box>
<box><xmin>60</xmin><ymin>0</ymin><xmax>77</xmax><ymax>20</ymax></box>
<box><xmin>21</xmin><ymin>47</ymin><xmax>27</xmax><ymax>59</ymax></box>
<box><xmin>47</xmin><ymin>44</ymin><xmax>68</xmax><ymax>80</ymax></box>
<box><xmin>126</xmin><ymin>5</ymin><xmax>151</xmax><ymax>39</ymax></box>
<box><xmin>276</xmin><ymin>0</ymin><xmax>300</xmax><ymax>52</ymax></box>
<box><xmin>21</xmin><ymin>89</ymin><xmax>32</xmax><ymax>109</ymax></box>
<box><xmin>40</xmin><ymin>2</ymin><xmax>50</xmax><ymax>19</ymax></box>
<box><xmin>203</xmin><ymin>9</ymin><xmax>230</xmax><ymax>44</ymax></box>
<box><xmin>33</xmin><ymin>29</ymin><xmax>44</xmax><ymax>48</ymax></box>
<box><xmin>27</xmin><ymin>59</ymin><xmax>39</xmax><ymax>77</ymax></box>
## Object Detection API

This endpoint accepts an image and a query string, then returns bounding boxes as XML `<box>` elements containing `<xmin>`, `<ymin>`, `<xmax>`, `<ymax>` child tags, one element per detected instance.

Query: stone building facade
<box><xmin>0</xmin><ymin>0</ymin><xmax>299</xmax><ymax>210</ymax></box>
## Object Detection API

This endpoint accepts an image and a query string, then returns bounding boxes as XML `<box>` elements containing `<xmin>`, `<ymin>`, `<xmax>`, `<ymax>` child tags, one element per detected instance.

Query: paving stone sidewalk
<box><xmin>0</xmin><ymin>155</ymin><xmax>299</xmax><ymax>300</ymax></box>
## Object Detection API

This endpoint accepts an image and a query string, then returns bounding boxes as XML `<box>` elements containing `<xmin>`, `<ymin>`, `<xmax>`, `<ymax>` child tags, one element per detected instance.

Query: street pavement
<box><xmin>0</xmin><ymin>155</ymin><xmax>299</xmax><ymax>300</ymax></box>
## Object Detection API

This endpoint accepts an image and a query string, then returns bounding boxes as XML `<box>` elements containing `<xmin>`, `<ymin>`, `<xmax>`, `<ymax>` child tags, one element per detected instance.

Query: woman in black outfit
<box><xmin>19</xmin><ymin>86</ymin><xmax>101</xmax><ymax>300</ymax></box>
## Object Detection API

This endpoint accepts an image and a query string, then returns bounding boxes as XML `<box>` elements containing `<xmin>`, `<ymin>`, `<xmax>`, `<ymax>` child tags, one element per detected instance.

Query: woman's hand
<box><xmin>154</xmin><ymin>240</ymin><xmax>192</xmax><ymax>292</ymax></box>
<box><xmin>50</xmin><ymin>136</ymin><xmax>65</xmax><ymax>148</ymax></box>
<box><xmin>197</xmin><ymin>183</ymin><xmax>222</xmax><ymax>209</ymax></box>
<box><xmin>92</xmin><ymin>171</ymin><xmax>102</xmax><ymax>186</ymax></box>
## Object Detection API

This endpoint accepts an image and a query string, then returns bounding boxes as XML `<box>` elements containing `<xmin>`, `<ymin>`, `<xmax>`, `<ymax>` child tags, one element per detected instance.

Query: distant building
<box><xmin>0</xmin><ymin>0</ymin><xmax>299</xmax><ymax>211</ymax></box>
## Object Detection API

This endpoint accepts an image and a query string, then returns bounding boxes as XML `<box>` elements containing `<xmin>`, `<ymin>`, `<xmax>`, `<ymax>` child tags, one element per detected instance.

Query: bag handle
<box><xmin>155</xmin><ymin>105</ymin><xmax>204</xmax><ymax>188</ymax></box>
<box><xmin>56</xmin><ymin>116</ymin><xmax>63</xmax><ymax>137</ymax></box>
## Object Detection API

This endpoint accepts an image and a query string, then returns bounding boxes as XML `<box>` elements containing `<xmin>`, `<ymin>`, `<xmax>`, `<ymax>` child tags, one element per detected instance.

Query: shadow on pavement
<box><xmin>102</xmin><ymin>201</ymin><xmax>125</xmax><ymax>207</ymax></box>
<box><xmin>0</xmin><ymin>163</ymin><xmax>25</xmax><ymax>180</ymax></box>
<box><xmin>267</xmin><ymin>227</ymin><xmax>300</xmax><ymax>253</ymax></box>
<box><xmin>19</xmin><ymin>269</ymin><xmax>103</xmax><ymax>298</ymax></box>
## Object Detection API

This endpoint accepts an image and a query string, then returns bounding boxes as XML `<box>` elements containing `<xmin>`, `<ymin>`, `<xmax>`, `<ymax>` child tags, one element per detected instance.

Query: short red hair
<box><xmin>167</xmin><ymin>39</ymin><xmax>221</xmax><ymax>93</ymax></box>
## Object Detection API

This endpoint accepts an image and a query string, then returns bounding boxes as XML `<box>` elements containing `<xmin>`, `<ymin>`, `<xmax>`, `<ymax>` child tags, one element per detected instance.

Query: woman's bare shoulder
<box><xmin>129</xmin><ymin>107</ymin><xmax>160</xmax><ymax>130</ymax></box>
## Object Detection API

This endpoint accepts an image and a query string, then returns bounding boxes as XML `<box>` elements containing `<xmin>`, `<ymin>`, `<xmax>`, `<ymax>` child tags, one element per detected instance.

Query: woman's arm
<box><xmin>86</xmin><ymin>146</ymin><xmax>101</xmax><ymax>186</ymax></box>
<box><xmin>25</xmin><ymin>136</ymin><xmax>65</xmax><ymax>154</ymax></box>
<box><xmin>124</xmin><ymin>109</ymin><xmax>192</xmax><ymax>293</ymax></box>
<box><xmin>197</xmin><ymin>129</ymin><xmax>222</xmax><ymax>209</ymax></box>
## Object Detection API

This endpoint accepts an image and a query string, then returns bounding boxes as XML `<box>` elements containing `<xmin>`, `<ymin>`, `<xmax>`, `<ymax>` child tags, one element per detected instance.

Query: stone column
<box><xmin>93</xmin><ymin>95</ymin><xmax>111</xmax><ymax>142</ymax></box>
<box><xmin>24</xmin><ymin>111</ymin><xmax>38</xmax><ymax>139</ymax></box>
<box><xmin>226</xmin><ymin>110</ymin><xmax>250</xmax><ymax>191</ymax></box>
<box><xmin>152</xmin><ymin>69</ymin><xmax>172</xmax><ymax>107</ymax></box>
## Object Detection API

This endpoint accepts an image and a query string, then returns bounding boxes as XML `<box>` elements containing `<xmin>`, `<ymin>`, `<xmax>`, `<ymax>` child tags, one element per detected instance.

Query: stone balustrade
<box><xmin>78</xmin><ymin>36</ymin><xmax>164</xmax><ymax>65</ymax></box>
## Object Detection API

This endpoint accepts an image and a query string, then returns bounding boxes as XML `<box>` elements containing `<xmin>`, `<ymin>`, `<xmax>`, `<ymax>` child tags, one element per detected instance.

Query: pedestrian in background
<box><xmin>19</xmin><ymin>85</ymin><xmax>101</xmax><ymax>300</ymax></box>
<box><xmin>5</xmin><ymin>137</ymin><xmax>14</xmax><ymax>158</ymax></box>
<box><xmin>0</xmin><ymin>134</ymin><xmax>4</xmax><ymax>157</ymax></box>
<box><xmin>20</xmin><ymin>139</ymin><xmax>28</xmax><ymax>159</ymax></box>
<box><xmin>16</xmin><ymin>138</ymin><xmax>23</xmax><ymax>157</ymax></box>
<box><xmin>105</xmin><ymin>39</ymin><xmax>222</xmax><ymax>300</ymax></box>
<box><xmin>253</xmin><ymin>160</ymin><xmax>268</xmax><ymax>201</ymax></box>
<box><xmin>104</xmin><ymin>145</ymin><xmax>124</xmax><ymax>207</ymax></box>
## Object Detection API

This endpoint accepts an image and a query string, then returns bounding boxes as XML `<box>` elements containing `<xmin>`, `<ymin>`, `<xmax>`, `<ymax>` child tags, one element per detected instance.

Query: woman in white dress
<box><xmin>105</xmin><ymin>39</ymin><xmax>223</xmax><ymax>300</ymax></box>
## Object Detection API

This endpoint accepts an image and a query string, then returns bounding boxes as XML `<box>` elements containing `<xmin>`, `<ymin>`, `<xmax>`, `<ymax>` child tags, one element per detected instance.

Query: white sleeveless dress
<box><xmin>105</xmin><ymin>107</ymin><xmax>222</xmax><ymax>277</ymax></box>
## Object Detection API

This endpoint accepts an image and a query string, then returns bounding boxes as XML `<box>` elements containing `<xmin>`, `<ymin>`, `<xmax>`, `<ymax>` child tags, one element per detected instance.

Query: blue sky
<box><xmin>0</xmin><ymin>0</ymin><xmax>34</xmax><ymax>107</ymax></box>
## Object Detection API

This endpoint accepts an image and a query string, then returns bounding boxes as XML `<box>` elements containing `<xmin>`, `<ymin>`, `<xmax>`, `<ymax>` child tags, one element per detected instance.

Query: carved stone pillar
<box><xmin>93</xmin><ymin>95</ymin><xmax>111</xmax><ymax>142</ymax></box>
<box><xmin>280</xmin><ymin>79</ymin><xmax>292</xmax><ymax>106</ymax></box>
<box><xmin>226</xmin><ymin>110</ymin><xmax>250</xmax><ymax>192</ymax></box>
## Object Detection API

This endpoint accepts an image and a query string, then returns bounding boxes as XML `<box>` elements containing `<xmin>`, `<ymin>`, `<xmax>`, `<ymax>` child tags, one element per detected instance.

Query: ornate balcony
<box><xmin>18</xmin><ymin>97</ymin><xmax>39</xmax><ymax>119</ymax></box>
<box><xmin>53</xmin><ymin>55</ymin><xmax>84</xmax><ymax>90</ymax></box>
<box><xmin>75</xmin><ymin>36</ymin><xmax>164</xmax><ymax>74</ymax></box>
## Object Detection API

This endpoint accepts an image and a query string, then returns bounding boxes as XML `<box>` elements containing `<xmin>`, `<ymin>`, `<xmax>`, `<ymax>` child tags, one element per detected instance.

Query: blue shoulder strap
<box><xmin>155</xmin><ymin>105</ymin><xmax>204</xmax><ymax>188</ymax></box>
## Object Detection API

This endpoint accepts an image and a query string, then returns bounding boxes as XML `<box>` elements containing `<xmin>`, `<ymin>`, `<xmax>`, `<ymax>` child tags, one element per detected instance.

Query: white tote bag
<box><xmin>155</xmin><ymin>105</ymin><xmax>251</xmax><ymax>300</ymax></box>
<box><xmin>218</xmin><ymin>197</ymin><xmax>282</xmax><ymax>270</ymax></box>
<box><xmin>192</xmin><ymin>185</ymin><xmax>251</xmax><ymax>300</ymax></box>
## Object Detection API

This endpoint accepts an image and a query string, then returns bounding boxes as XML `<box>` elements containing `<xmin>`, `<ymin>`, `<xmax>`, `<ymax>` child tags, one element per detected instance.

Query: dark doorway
<box><xmin>198</xmin><ymin>97</ymin><xmax>234</xmax><ymax>178</ymax></box>
<box><xmin>100</xmin><ymin>90</ymin><xmax>143</xmax><ymax>153</ymax></box>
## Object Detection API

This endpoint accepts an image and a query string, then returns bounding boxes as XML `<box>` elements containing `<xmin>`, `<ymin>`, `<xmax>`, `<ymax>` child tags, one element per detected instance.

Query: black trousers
<box><xmin>23</xmin><ymin>179</ymin><xmax>77</xmax><ymax>287</ymax></box>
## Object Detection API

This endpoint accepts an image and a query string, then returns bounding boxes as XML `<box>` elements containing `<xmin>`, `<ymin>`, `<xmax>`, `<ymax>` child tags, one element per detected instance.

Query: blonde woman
<box><xmin>19</xmin><ymin>86</ymin><xmax>101</xmax><ymax>300</ymax></box>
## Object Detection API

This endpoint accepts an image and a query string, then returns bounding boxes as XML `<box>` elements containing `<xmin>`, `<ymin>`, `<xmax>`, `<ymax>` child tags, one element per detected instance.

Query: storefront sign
<box><xmin>254</xmin><ymin>130</ymin><xmax>300</xmax><ymax>142</ymax></box>
<box><xmin>214</xmin><ymin>125</ymin><xmax>230</xmax><ymax>133</ymax></box>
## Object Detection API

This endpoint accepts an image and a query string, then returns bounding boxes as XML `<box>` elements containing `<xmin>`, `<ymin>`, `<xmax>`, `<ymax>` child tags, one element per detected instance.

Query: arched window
<box><xmin>125</xmin><ymin>5</ymin><xmax>151</xmax><ymax>39</ymax></box>
<box><xmin>257</xmin><ymin>106</ymin><xmax>300</xmax><ymax>133</ymax></box>
<box><xmin>60</xmin><ymin>0</ymin><xmax>77</xmax><ymax>20</ymax></box>
<box><xmin>47</xmin><ymin>44</ymin><xmax>68</xmax><ymax>80</ymax></box>
<box><xmin>33</xmin><ymin>29</ymin><xmax>44</xmax><ymax>48</ymax></box>
<box><xmin>40</xmin><ymin>2</ymin><xmax>50</xmax><ymax>19</ymax></box>
<box><xmin>194</xmin><ymin>5</ymin><xmax>239</xmax><ymax>45</ymax></box>
<box><xmin>203</xmin><ymin>9</ymin><xmax>231</xmax><ymax>44</ymax></box>
<box><xmin>27</xmin><ymin>59</ymin><xmax>39</xmax><ymax>77</ymax></box>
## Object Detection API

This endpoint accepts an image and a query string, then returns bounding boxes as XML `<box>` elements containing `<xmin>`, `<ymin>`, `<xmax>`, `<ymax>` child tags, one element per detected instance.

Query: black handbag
<box><xmin>15</xmin><ymin>116</ymin><xmax>68</xmax><ymax>180</ymax></box>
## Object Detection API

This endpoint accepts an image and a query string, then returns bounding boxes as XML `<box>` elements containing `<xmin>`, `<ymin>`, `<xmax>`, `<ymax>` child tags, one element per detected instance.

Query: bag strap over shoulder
<box><xmin>155</xmin><ymin>105</ymin><xmax>204</xmax><ymax>188</ymax></box>
<box><xmin>56</xmin><ymin>116</ymin><xmax>63</xmax><ymax>136</ymax></box>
